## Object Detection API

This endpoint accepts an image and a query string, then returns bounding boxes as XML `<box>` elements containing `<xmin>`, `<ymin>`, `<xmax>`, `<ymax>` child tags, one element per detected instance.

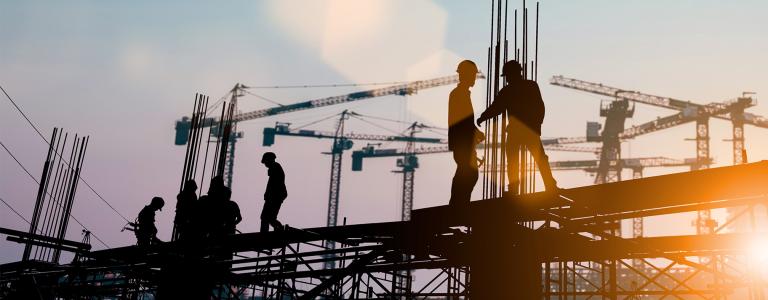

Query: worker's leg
<box><xmin>524</xmin><ymin>131</ymin><xmax>559</xmax><ymax>191</ymax></box>
<box><xmin>506</xmin><ymin>134</ymin><xmax>521</xmax><ymax>195</ymax></box>
<box><xmin>260</xmin><ymin>201</ymin><xmax>278</xmax><ymax>233</ymax></box>
<box><xmin>136</xmin><ymin>233</ymin><xmax>149</xmax><ymax>247</ymax></box>
<box><xmin>269</xmin><ymin>201</ymin><xmax>284</xmax><ymax>231</ymax></box>
<box><xmin>449</xmin><ymin>148</ymin><xmax>478</xmax><ymax>207</ymax></box>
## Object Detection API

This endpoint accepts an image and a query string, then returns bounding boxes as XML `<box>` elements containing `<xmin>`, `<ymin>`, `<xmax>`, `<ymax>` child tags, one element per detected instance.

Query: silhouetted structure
<box><xmin>448</xmin><ymin>60</ymin><xmax>485</xmax><ymax>214</ymax></box>
<box><xmin>136</xmin><ymin>197</ymin><xmax>164</xmax><ymax>247</ymax></box>
<box><xmin>478</xmin><ymin>60</ymin><xmax>558</xmax><ymax>194</ymax></box>
<box><xmin>261</xmin><ymin>152</ymin><xmax>287</xmax><ymax>233</ymax></box>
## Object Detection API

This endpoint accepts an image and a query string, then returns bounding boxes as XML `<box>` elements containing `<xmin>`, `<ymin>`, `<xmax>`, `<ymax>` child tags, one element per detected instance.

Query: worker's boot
<box><xmin>538</xmin><ymin>155</ymin><xmax>560</xmax><ymax>194</ymax></box>
<box><xmin>504</xmin><ymin>182</ymin><xmax>520</xmax><ymax>197</ymax></box>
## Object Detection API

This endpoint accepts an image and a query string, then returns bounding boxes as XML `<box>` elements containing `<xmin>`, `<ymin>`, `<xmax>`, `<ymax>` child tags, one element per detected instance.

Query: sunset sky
<box><xmin>1</xmin><ymin>1</ymin><xmax>767</xmax><ymax>263</ymax></box>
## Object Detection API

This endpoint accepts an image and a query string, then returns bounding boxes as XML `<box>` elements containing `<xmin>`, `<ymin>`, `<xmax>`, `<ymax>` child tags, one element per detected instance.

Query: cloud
<box><xmin>118</xmin><ymin>43</ymin><xmax>158</xmax><ymax>81</ymax></box>
<box><xmin>268</xmin><ymin>0</ymin><xmax>449</xmax><ymax>84</ymax></box>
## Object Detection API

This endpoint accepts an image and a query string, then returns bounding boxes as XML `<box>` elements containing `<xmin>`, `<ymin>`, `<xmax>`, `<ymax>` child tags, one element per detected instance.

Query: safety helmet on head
<box><xmin>184</xmin><ymin>180</ymin><xmax>198</xmax><ymax>191</ymax></box>
<box><xmin>151</xmin><ymin>197</ymin><xmax>165</xmax><ymax>210</ymax></box>
<box><xmin>500</xmin><ymin>60</ymin><xmax>523</xmax><ymax>77</ymax></box>
<box><xmin>261</xmin><ymin>152</ymin><xmax>277</xmax><ymax>163</ymax></box>
<box><xmin>456</xmin><ymin>60</ymin><xmax>478</xmax><ymax>74</ymax></box>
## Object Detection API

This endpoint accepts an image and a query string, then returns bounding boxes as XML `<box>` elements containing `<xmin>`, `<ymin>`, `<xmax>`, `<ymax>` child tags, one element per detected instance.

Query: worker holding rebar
<box><xmin>477</xmin><ymin>60</ymin><xmax>559</xmax><ymax>195</ymax></box>
<box><xmin>260</xmin><ymin>152</ymin><xmax>287</xmax><ymax>233</ymax></box>
<box><xmin>448</xmin><ymin>60</ymin><xmax>485</xmax><ymax>213</ymax></box>
<box><xmin>136</xmin><ymin>197</ymin><xmax>164</xmax><ymax>247</ymax></box>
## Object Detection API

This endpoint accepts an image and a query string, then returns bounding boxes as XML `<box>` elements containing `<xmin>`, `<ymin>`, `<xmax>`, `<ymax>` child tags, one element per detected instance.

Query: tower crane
<box><xmin>549</xmin><ymin>156</ymin><xmax>701</xmax><ymax>176</ymax></box>
<box><xmin>172</xmin><ymin>73</ymin><xmax>484</xmax><ymax>188</ymax></box>
<box><xmin>550</xmin><ymin>75</ymin><xmax>762</xmax><ymax>235</ymax></box>
<box><xmin>261</xmin><ymin>111</ymin><xmax>445</xmax><ymax>269</ymax></box>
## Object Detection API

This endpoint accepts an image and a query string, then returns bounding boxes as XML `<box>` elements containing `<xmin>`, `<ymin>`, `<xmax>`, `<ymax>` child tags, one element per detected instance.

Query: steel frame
<box><xmin>3</xmin><ymin>162</ymin><xmax>768</xmax><ymax>299</ymax></box>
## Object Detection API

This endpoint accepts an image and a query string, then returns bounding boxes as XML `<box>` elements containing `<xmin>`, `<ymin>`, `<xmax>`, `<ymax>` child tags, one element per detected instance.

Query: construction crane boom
<box><xmin>550</xmin><ymin>75</ymin><xmax>761</xmax><ymax>127</ymax></box>
<box><xmin>549</xmin><ymin>157</ymin><xmax>699</xmax><ymax>171</ymax></box>
<box><xmin>174</xmin><ymin>74</ymin><xmax>485</xmax><ymax>145</ymax></box>
<box><xmin>263</xmin><ymin>122</ymin><xmax>446</xmax><ymax>146</ymax></box>
<box><xmin>236</xmin><ymin>74</ymin><xmax>484</xmax><ymax>122</ymax></box>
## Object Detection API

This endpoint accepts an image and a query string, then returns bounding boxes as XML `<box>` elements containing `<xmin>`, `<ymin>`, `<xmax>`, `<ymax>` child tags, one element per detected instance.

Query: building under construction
<box><xmin>1</xmin><ymin>1</ymin><xmax>767</xmax><ymax>299</ymax></box>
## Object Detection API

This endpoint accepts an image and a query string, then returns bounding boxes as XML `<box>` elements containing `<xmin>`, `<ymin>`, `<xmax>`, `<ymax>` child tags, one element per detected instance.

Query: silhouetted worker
<box><xmin>174</xmin><ymin>180</ymin><xmax>197</xmax><ymax>240</ymax></box>
<box><xmin>136</xmin><ymin>197</ymin><xmax>164</xmax><ymax>247</ymax></box>
<box><xmin>211</xmin><ymin>188</ymin><xmax>242</xmax><ymax>237</ymax></box>
<box><xmin>477</xmin><ymin>60</ymin><xmax>559</xmax><ymax>194</ymax></box>
<box><xmin>260</xmin><ymin>152</ymin><xmax>287</xmax><ymax>233</ymax></box>
<box><xmin>199</xmin><ymin>175</ymin><xmax>229</xmax><ymax>239</ymax></box>
<box><xmin>448</xmin><ymin>60</ymin><xmax>485</xmax><ymax>211</ymax></box>
<box><xmin>222</xmin><ymin>189</ymin><xmax>242</xmax><ymax>235</ymax></box>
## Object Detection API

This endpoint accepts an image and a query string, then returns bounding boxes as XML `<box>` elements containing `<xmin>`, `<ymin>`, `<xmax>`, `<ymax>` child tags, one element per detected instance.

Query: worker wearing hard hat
<box><xmin>477</xmin><ymin>60</ymin><xmax>559</xmax><ymax>195</ymax></box>
<box><xmin>448</xmin><ymin>60</ymin><xmax>485</xmax><ymax>212</ymax></box>
<box><xmin>136</xmin><ymin>196</ymin><xmax>164</xmax><ymax>246</ymax></box>
<box><xmin>260</xmin><ymin>152</ymin><xmax>287</xmax><ymax>233</ymax></box>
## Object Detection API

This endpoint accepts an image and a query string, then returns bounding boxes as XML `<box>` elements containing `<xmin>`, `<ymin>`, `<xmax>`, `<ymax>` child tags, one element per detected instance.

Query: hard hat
<box><xmin>210</xmin><ymin>176</ymin><xmax>225</xmax><ymax>190</ymax></box>
<box><xmin>184</xmin><ymin>180</ymin><xmax>197</xmax><ymax>190</ymax></box>
<box><xmin>456</xmin><ymin>60</ymin><xmax>478</xmax><ymax>74</ymax></box>
<box><xmin>261</xmin><ymin>152</ymin><xmax>277</xmax><ymax>163</ymax></box>
<box><xmin>151</xmin><ymin>197</ymin><xmax>165</xmax><ymax>210</ymax></box>
<box><xmin>500</xmin><ymin>60</ymin><xmax>522</xmax><ymax>77</ymax></box>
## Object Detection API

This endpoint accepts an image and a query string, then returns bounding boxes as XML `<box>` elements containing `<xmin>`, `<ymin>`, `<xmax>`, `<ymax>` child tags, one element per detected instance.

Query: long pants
<box><xmin>260</xmin><ymin>200</ymin><xmax>283</xmax><ymax>233</ymax></box>
<box><xmin>506</xmin><ymin>126</ymin><xmax>557</xmax><ymax>194</ymax></box>
<box><xmin>449</xmin><ymin>147</ymin><xmax>479</xmax><ymax>210</ymax></box>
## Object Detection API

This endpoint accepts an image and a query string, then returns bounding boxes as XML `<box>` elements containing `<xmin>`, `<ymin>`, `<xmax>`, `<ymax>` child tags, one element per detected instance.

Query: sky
<box><xmin>1</xmin><ymin>1</ymin><xmax>767</xmax><ymax>264</ymax></box>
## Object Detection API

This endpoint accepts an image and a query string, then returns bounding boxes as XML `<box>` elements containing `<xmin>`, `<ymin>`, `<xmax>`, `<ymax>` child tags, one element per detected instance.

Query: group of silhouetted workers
<box><xmin>134</xmin><ymin>152</ymin><xmax>287</xmax><ymax>246</ymax></box>
<box><xmin>448</xmin><ymin>59</ymin><xmax>559</xmax><ymax>214</ymax></box>
<box><xmin>135</xmin><ymin>59</ymin><xmax>558</xmax><ymax>245</ymax></box>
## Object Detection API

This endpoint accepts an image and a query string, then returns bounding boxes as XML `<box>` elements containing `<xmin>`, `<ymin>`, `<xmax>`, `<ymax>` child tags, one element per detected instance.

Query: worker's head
<box><xmin>209</xmin><ymin>176</ymin><xmax>225</xmax><ymax>194</ymax></box>
<box><xmin>222</xmin><ymin>188</ymin><xmax>232</xmax><ymax>201</ymax></box>
<box><xmin>150</xmin><ymin>197</ymin><xmax>165</xmax><ymax>211</ymax></box>
<box><xmin>184</xmin><ymin>180</ymin><xmax>198</xmax><ymax>192</ymax></box>
<box><xmin>500</xmin><ymin>60</ymin><xmax>523</xmax><ymax>82</ymax></box>
<box><xmin>456</xmin><ymin>60</ymin><xmax>479</xmax><ymax>87</ymax></box>
<box><xmin>261</xmin><ymin>152</ymin><xmax>277</xmax><ymax>166</ymax></box>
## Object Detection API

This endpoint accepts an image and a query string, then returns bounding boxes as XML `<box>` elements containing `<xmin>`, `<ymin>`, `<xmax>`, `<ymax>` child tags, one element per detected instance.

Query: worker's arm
<box><xmin>476</xmin><ymin>91</ymin><xmax>507</xmax><ymax>126</ymax></box>
<box><xmin>473</xmin><ymin>127</ymin><xmax>485</xmax><ymax>144</ymax></box>
<box><xmin>234</xmin><ymin>205</ymin><xmax>242</xmax><ymax>225</ymax></box>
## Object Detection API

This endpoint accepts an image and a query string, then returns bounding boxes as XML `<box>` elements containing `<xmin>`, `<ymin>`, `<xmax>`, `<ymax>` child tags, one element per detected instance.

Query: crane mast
<box><xmin>551</xmin><ymin>75</ymin><xmax>763</xmax><ymax>238</ymax></box>
<box><xmin>323</xmin><ymin>111</ymin><xmax>350</xmax><ymax>270</ymax></box>
<box><xmin>261</xmin><ymin>113</ymin><xmax>447</xmax><ymax>271</ymax></box>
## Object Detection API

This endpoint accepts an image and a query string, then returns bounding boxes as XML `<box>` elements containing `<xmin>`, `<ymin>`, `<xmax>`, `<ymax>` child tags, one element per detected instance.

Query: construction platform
<box><xmin>2</xmin><ymin>161</ymin><xmax>768</xmax><ymax>299</ymax></box>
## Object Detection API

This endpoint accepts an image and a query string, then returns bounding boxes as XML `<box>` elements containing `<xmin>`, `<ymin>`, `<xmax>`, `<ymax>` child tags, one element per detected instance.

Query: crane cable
<box><xmin>244</xmin><ymin>80</ymin><xmax>412</xmax><ymax>89</ymax></box>
<box><xmin>0</xmin><ymin>140</ymin><xmax>110</xmax><ymax>248</ymax></box>
<box><xmin>0</xmin><ymin>196</ymin><xmax>30</xmax><ymax>225</ymax></box>
<box><xmin>1</xmin><ymin>84</ymin><xmax>128</xmax><ymax>242</ymax></box>
<box><xmin>1</xmin><ymin>84</ymin><xmax>130</xmax><ymax>223</ymax></box>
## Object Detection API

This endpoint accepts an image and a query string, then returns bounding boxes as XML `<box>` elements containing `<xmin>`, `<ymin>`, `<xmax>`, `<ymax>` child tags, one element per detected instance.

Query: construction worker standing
<box><xmin>260</xmin><ymin>152</ymin><xmax>287</xmax><ymax>233</ymax></box>
<box><xmin>213</xmin><ymin>188</ymin><xmax>242</xmax><ymax>236</ymax></box>
<box><xmin>477</xmin><ymin>60</ymin><xmax>558</xmax><ymax>194</ymax></box>
<box><xmin>199</xmin><ymin>175</ymin><xmax>229</xmax><ymax>239</ymax></box>
<box><xmin>136</xmin><ymin>197</ymin><xmax>164</xmax><ymax>247</ymax></box>
<box><xmin>174</xmin><ymin>180</ymin><xmax>197</xmax><ymax>240</ymax></box>
<box><xmin>448</xmin><ymin>60</ymin><xmax>485</xmax><ymax>211</ymax></box>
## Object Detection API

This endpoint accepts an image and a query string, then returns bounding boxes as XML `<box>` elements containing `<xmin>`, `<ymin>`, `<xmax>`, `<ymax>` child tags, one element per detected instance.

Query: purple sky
<box><xmin>2</xmin><ymin>1</ymin><xmax>767</xmax><ymax>263</ymax></box>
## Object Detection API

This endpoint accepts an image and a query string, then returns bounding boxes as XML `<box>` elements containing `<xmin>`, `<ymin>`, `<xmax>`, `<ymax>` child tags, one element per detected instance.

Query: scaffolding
<box><xmin>2</xmin><ymin>161</ymin><xmax>767</xmax><ymax>299</ymax></box>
